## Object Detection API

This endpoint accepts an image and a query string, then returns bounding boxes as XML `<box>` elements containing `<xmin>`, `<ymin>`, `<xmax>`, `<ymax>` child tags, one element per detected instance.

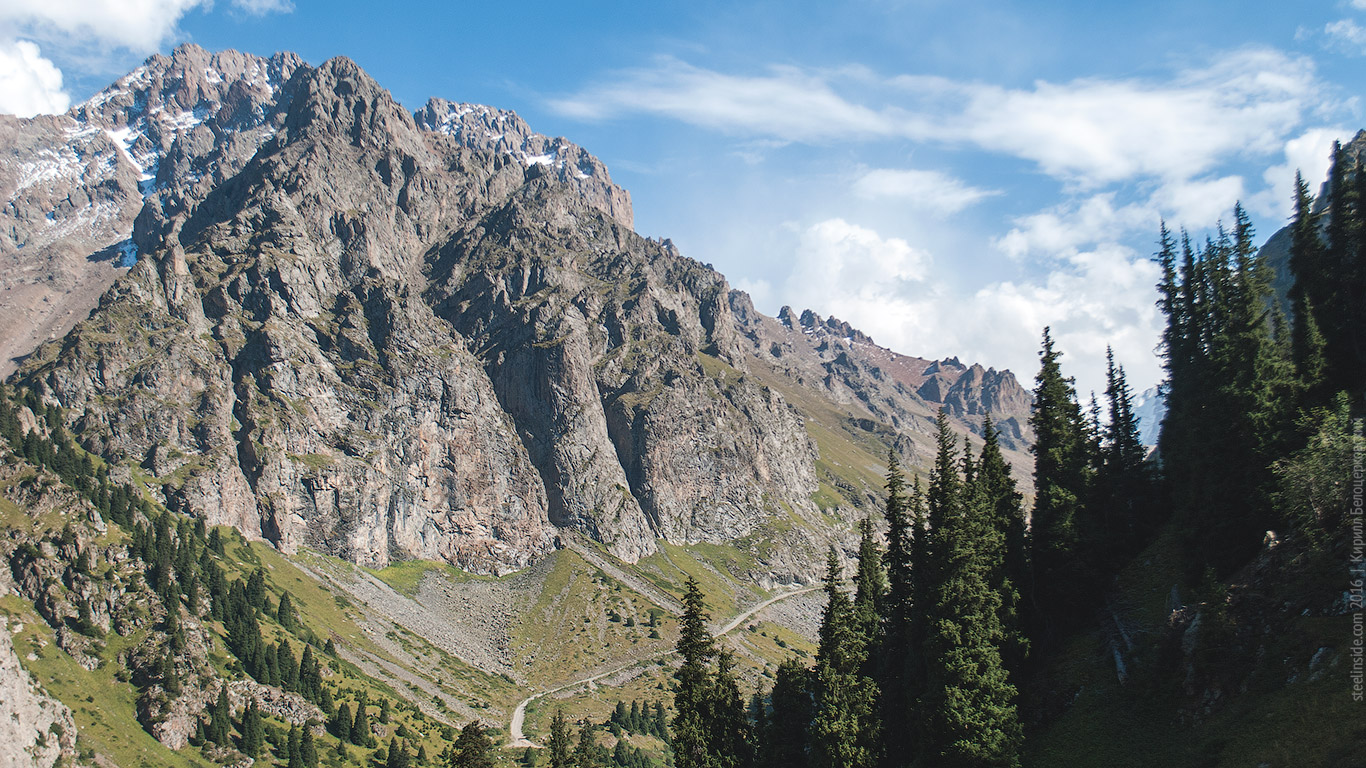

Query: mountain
<box><xmin>0</xmin><ymin>46</ymin><xmax>305</xmax><ymax>378</ymax></box>
<box><xmin>1132</xmin><ymin>386</ymin><xmax>1166</xmax><ymax>447</ymax></box>
<box><xmin>4</xmin><ymin>45</ymin><xmax>1032</xmax><ymax>583</ymax></box>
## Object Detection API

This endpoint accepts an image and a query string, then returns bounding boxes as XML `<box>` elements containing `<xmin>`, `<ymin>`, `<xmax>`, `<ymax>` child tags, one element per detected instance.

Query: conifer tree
<box><xmin>452</xmin><ymin>721</ymin><xmax>495</xmax><ymax>768</ymax></box>
<box><xmin>331</xmin><ymin>702</ymin><xmax>352</xmax><ymax>743</ymax></box>
<box><xmin>876</xmin><ymin>452</ymin><xmax>916</xmax><ymax>767</ymax></box>
<box><xmin>810</xmin><ymin>549</ymin><xmax>879</xmax><ymax>768</ymax></box>
<box><xmin>573</xmin><ymin>723</ymin><xmax>604</xmax><ymax>768</ymax></box>
<box><xmin>300</xmin><ymin>725</ymin><xmax>318</xmax><ymax>768</ymax></box>
<box><xmin>1028</xmin><ymin>329</ymin><xmax>1094</xmax><ymax>638</ymax></box>
<box><xmin>548</xmin><ymin>709</ymin><xmax>574</xmax><ymax>768</ymax></box>
<box><xmin>672</xmin><ymin>577</ymin><xmax>716</xmax><ymax>768</ymax></box>
<box><xmin>709</xmin><ymin>650</ymin><xmax>754</xmax><ymax>768</ymax></box>
<box><xmin>240</xmin><ymin>699</ymin><xmax>264</xmax><ymax>757</ymax></box>
<box><xmin>287</xmin><ymin>724</ymin><xmax>303</xmax><ymax>768</ymax></box>
<box><xmin>278</xmin><ymin>591</ymin><xmax>297</xmax><ymax>631</ymax></box>
<box><xmin>974</xmin><ymin>415</ymin><xmax>1029</xmax><ymax>679</ymax></box>
<box><xmin>386</xmin><ymin>735</ymin><xmax>410</xmax><ymax>768</ymax></box>
<box><xmin>208</xmin><ymin>684</ymin><xmax>232</xmax><ymax>746</ymax></box>
<box><xmin>921</xmin><ymin>420</ymin><xmax>1022</xmax><ymax>768</ymax></box>
<box><xmin>762</xmin><ymin>658</ymin><xmax>811</xmax><ymax>768</ymax></box>
<box><xmin>852</xmin><ymin>517</ymin><xmax>886</xmax><ymax>648</ymax></box>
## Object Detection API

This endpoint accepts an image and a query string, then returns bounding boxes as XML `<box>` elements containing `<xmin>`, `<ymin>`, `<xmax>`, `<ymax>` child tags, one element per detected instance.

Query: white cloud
<box><xmin>549</xmin><ymin>58</ymin><xmax>900</xmax><ymax>143</ymax></box>
<box><xmin>554</xmin><ymin>48</ymin><xmax>1328</xmax><ymax>190</ymax></box>
<box><xmin>231</xmin><ymin>0</ymin><xmax>295</xmax><ymax>16</ymax></box>
<box><xmin>1150</xmin><ymin>175</ymin><xmax>1245</xmax><ymax>229</ymax></box>
<box><xmin>1325</xmin><ymin>19</ymin><xmax>1366</xmax><ymax>54</ymax></box>
<box><xmin>852</xmin><ymin>168</ymin><xmax>999</xmax><ymax>213</ymax></box>
<box><xmin>967</xmin><ymin>244</ymin><xmax>1164</xmax><ymax>398</ymax></box>
<box><xmin>0</xmin><ymin>0</ymin><xmax>229</xmax><ymax>118</ymax></box>
<box><xmin>995</xmin><ymin>194</ymin><xmax>1155</xmax><ymax>261</ymax></box>
<box><xmin>903</xmin><ymin>48</ymin><xmax>1320</xmax><ymax>188</ymax></box>
<box><xmin>1249</xmin><ymin>127</ymin><xmax>1347</xmax><ymax>219</ymax></box>
<box><xmin>0</xmin><ymin>0</ymin><xmax>210</xmax><ymax>52</ymax></box>
<box><xmin>771</xmin><ymin>219</ymin><xmax>936</xmax><ymax>346</ymax></box>
<box><xmin>0</xmin><ymin>40</ymin><xmax>69</xmax><ymax>117</ymax></box>
<box><xmin>765</xmin><ymin>217</ymin><xmax>1163</xmax><ymax>397</ymax></box>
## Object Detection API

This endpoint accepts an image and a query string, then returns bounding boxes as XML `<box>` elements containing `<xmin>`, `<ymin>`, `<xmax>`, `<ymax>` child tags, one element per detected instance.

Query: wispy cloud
<box><xmin>852</xmin><ymin>168</ymin><xmax>999</xmax><ymax>213</ymax></box>
<box><xmin>994</xmin><ymin>194</ymin><xmax>1156</xmax><ymax>261</ymax></box>
<box><xmin>231</xmin><ymin>0</ymin><xmax>295</xmax><ymax>16</ymax></box>
<box><xmin>553</xmin><ymin>48</ymin><xmax>1329</xmax><ymax>190</ymax></box>
<box><xmin>1325</xmin><ymin>18</ymin><xmax>1366</xmax><ymax>54</ymax></box>
<box><xmin>549</xmin><ymin>58</ymin><xmax>901</xmax><ymax>143</ymax></box>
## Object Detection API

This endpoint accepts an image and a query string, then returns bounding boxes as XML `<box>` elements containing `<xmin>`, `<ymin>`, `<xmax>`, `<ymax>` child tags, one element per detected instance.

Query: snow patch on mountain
<box><xmin>1133</xmin><ymin>386</ymin><xmax>1167</xmax><ymax>447</ymax></box>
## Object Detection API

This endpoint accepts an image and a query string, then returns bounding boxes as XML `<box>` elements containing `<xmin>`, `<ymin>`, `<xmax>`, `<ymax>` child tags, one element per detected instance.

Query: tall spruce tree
<box><xmin>547</xmin><ymin>709</ymin><xmax>574</xmax><ymax>768</ymax></box>
<box><xmin>239</xmin><ymin>699</ymin><xmax>264</xmax><ymax>757</ymax></box>
<box><xmin>452</xmin><ymin>720</ymin><xmax>495</xmax><ymax>768</ymax></box>
<box><xmin>673</xmin><ymin>577</ymin><xmax>717</xmax><ymax>768</ymax></box>
<box><xmin>208</xmin><ymin>684</ymin><xmax>232</xmax><ymax>746</ymax></box>
<box><xmin>1028</xmin><ymin>328</ymin><xmax>1094</xmax><ymax>638</ymax></box>
<box><xmin>852</xmin><ymin>517</ymin><xmax>886</xmax><ymax>649</ymax></box>
<box><xmin>810</xmin><ymin>548</ymin><xmax>880</xmax><ymax>768</ymax></box>
<box><xmin>709</xmin><ymin>650</ymin><xmax>754</xmax><ymax>768</ymax></box>
<box><xmin>876</xmin><ymin>452</ymin><xmax>916</xmax><ymax>768</ymax></box>
<box><xmin>921</xmin><ymin>417</ymin><xmax>1022</xmax><ymax>768</ymax></box>
<box><xmin>974</xmin><ymin>415</ymin><xmax>1029</xmax><ymax>680</ymax></box>
<box><xmin>762</xmin><ymin>658</ymin><xmax>812</xmax><ymax>768</ymax></box>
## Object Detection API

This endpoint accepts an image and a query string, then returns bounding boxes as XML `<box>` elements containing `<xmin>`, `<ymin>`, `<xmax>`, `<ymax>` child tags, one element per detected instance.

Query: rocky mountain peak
<box><xmin>413</xmin><ymin>97</ymin><xmax>632</xmax><ymax>229</ymax></box>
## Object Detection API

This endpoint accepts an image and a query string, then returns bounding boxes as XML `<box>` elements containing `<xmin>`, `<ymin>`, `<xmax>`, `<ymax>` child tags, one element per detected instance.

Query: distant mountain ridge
<box><xmin>3</xmin><ymin>45</ymin><xmax>1034</xmax><ymax>581</ymax></box>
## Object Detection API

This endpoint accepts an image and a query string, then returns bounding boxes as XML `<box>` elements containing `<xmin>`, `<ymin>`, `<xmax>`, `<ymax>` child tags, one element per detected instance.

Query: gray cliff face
<box><xmin>11</xmin><ymin>48</ymin><xmax>1032</xmax><ymax>578</ymax></box>
<box><xmin>0</xmin><ymin>44</ymin><xmax>304</xmax><ymax>376</ymax></box>
<box><xmin>27</xmin><ymin>55</ymin><xmax>562</xmax><ymax>573</ymax></box>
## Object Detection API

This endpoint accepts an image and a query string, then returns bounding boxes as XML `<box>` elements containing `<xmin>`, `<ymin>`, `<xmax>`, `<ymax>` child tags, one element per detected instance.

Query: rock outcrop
<box><xmin>0</xmin><ymin>45</ymin><xmax>304</xmax><ymax>376</ymax></box>
<box><xmin>0</xmin><ymin>623</ymin><xmax>77</xmax><ymax>768</ymax></box>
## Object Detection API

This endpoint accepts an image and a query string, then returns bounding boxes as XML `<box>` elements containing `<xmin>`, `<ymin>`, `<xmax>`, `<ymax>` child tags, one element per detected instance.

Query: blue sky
<box><xmin>2</xmin><ymin>1</ymin><xmax>1364</xmax><ymax>397</ymax></box>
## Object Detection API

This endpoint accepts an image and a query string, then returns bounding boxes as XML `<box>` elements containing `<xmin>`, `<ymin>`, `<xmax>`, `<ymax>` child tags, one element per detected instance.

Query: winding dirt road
<box><xmin>507</xmin><ymin>585</ymin><xmax>818</xmax><ymax>748</ymax></box>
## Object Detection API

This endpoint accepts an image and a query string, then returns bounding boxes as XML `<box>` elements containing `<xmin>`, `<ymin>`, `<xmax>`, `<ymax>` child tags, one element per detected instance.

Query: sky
<box><xmin>2</xmin><ymin>1</ymin><xmax>1364</xmax><ymax>399</ymax></box>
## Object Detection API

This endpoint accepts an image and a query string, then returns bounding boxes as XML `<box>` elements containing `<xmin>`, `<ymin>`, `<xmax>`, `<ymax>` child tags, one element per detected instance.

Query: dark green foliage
<box><xmin>761</xmin><ymin>658</ymin><xmax>812</xmax><ymax>768</ymax></box>
<box><xmin>240</xmin><ymin>699</ymin><xmax>264</xmax><ymax>757</ymax></box>
<box><xmin>974</xmin><ymin>416</ymin><xmax>1030</xmax><ymax>679</ymax></box>
<box><xmin>852</xmin><ymin>517</ymin><xmax>886</xmax><ymax>649</ymax></box>
<box><xmin>300</xmin><ymin>724</ymin><xmax>318</xmax><ymax>768</ymax></box>
<box><xmin>352</xmin><ymin>700</ymin><xmax>375</xmax><ymax>747</ymax></box>
<box><xmin>1274</xmin><ymin>393</ymin><xmax>1359</xmax><ymax>547</ymax></box>
<box><xmin>331</xmin><ymin>702</ymin><xmax>352</xmax><ymax>743</ymax></box>
<box><xmin>451</xmin><ymin>720</ymin><xmax>495</xmax><ymax>768</ymax></box>
<box><xmin>548</xmin><ymin>709</ymin><xmax>574</xmax><ymax>768</ymax></box>
<box><xmin>574</xmin><ymin>723</ymin><xmax>607</xmax><ymax>768</ymax></box>
<box><xmin>386</xmin><ymin>736</ymin><xmax>410</xmax><ymax>768</ymax></box>
<box><xmin>278</xmin><ymin>591</ymin><xmax>297</xmax><ymax>631</ymax></box>
<box><xmin>671</xmin><ymin>577</ymin><xmax>754</xmax><ymax>768</ymax></box>
<box><xmin>914</xmin><ymin>414</ymin><xmax>1022</xmax><ymax>767</ymax></box>
<box><xmin>608</xmin><ymin>699</ymin><xmax>667</xmax><ymax>739</ymax></box>
<box><xmin>285</xmin><ymin>724</ymin><xmax>302</xmax><ymax>768</ymax></box>
<box><xmin>207</xmin><ymin>685</ymin><xmax>232</xmax><ymax>746</ymax></box>
<box><xmin>158</xmin><ymin>654</ymin><xmax>180</xmax><ymax>696</ymax></box>
<box><xmin>1028</xmin><ymin>329</ymin><xmax>1095</xmax><ymax>637</ymax></box>
<box><xmin>810</xmin><ymin>548</ymin><xmax>879</xmax><ymax>768</ymax></box>
<box><xmin>1155</xmin><ymin>207</ymin><xmax>1300</xmax><ymax>577</ymax></box>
